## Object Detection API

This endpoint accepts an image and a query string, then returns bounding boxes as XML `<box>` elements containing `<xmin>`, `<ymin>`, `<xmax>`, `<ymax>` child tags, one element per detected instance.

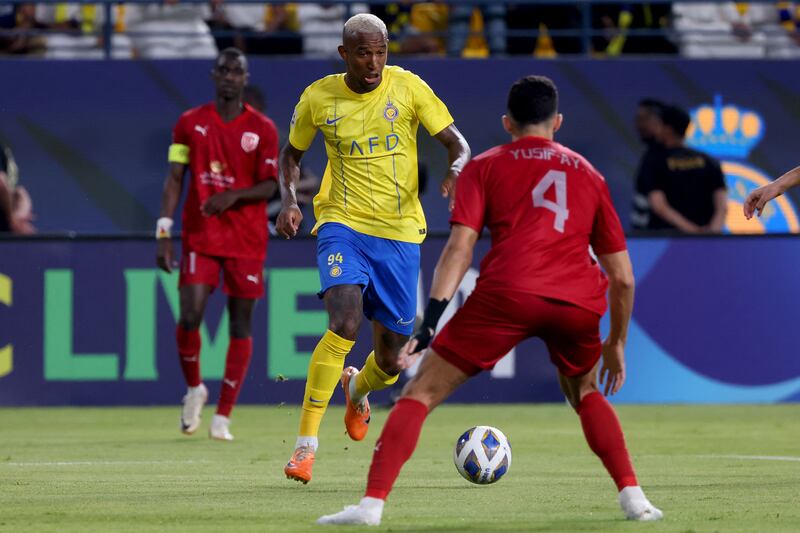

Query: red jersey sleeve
<box><xmin>590</xmin><ymin>177</ymin><xmax>627</xmax><ymax>255</ymax></box>
<box><xmin>256</xmin><ymin>119</ymin><xmax>279</xmax><ymax>182</ymax></box>
<box><xmin>449</xmin><ymin>159</ymin><xmax>485</xmax><ymax>233</ymax></box>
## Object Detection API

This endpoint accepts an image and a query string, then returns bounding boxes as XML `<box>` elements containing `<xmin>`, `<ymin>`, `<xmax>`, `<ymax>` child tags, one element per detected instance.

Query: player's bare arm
<box><xmin>433</xmin><ymin>125</ymin><xmax>471</xmax><ymax>211</ymax></box>
<box><xmin>744</xmin><ymin>165</ymin><xmax>800</xmax><ymax>219</ymax></box>
<box><xmin>648</xmin><ymin>190</ymin><xmax>702</xmax><ymax>234</ymax></box>
<box><xmin>156</xmin><ymin>162</ymin><xmax>187</xmax><ymax>273</ymax></box>
<box><xmin>201</xmin><ymin>180</ymin><xmax>278</xmax><ymax>216</ymax></box>
<box><xmin>0</xmin><ymin>172</ymin><xmax>13</xmax><ymax>231</ymax></box>
<box><xmin>597</xmin><ymin>250</ymin><xmax>635</xmax><ymax>396</ymax></box>
<box><xmin>705</xmin><ymin>188</ymin><xmax>728</xmax><ymax>233</ymax></box>
<box><xmin>276</xmin><ymin>142</ymin><xmax>305</xmax><ymax>239</ymax></box>
<box><xmin>398</xmin><ymin>224</ymin><xmax>480</xmax><ymax>368</ymax></box>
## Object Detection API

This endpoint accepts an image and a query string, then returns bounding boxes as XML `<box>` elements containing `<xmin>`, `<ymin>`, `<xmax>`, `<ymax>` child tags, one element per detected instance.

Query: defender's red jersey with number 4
<box><xmin>451</xmin><ymin>136</ymin><xmax>626</xmax><ymax>316</ymax></box>
<box><xmin>171</xmin><ymin>103</ymin><xmax>279</xmax><ymax>261</ymax></box>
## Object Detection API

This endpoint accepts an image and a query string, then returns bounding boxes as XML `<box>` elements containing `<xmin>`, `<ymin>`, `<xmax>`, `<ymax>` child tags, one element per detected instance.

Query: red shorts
<box><xmin>431</xmin><ymin>290</ymin><xmax>602</xmax><ymax>378</ymax></box>
<box><xmin>179</xmin><ymin>249</ymin><xmax>264</xmax><ymax>299</ymax></box>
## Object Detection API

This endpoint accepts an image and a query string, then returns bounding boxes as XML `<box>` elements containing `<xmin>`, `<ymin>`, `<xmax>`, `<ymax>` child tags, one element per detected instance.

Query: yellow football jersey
<box><xmin>289</xmin><ymin>65</ymin><xmax>454</xmax><ymax>243</ymax></box>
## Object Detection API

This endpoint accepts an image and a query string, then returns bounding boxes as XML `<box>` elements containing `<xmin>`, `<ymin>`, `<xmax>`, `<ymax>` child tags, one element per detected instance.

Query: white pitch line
<box><xmin>2</xmin><ymin>460</ymin><xmax>210</xmax><ymax>467</ymax></box>
<box><xmin>697</xmin><ymin>454</ymin><xmax>800</xmax><ymax>463</ymax></box>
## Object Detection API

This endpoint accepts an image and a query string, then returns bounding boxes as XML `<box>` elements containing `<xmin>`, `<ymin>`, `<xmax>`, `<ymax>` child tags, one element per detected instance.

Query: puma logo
<box><xmin>223</xmin><ymin>378</ymin><xmax>238</xmax><ymax>388</ymax></box>
<box><xmin>195</xmin><ymin>125</ymin><xmax>208</xmax><ymax>136</ymax></box>
<box><xmin>246</xmin><ymin>274</ymin><xmax>259</xmax><ymax>284</ymax></box>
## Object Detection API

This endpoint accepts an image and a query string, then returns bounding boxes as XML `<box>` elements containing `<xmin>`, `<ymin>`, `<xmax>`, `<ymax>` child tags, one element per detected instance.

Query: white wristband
<box><xmin>156</xmin><ymin>217</ymin><xmax>173</xmax><ymax>239</ymax></box>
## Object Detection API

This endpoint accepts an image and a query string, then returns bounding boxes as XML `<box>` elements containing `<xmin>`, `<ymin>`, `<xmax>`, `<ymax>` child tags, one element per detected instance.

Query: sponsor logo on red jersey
<box><xmin>241</xmin><ymin>132</ymin><xmax>260</xmax><ymax>153</ymax></box>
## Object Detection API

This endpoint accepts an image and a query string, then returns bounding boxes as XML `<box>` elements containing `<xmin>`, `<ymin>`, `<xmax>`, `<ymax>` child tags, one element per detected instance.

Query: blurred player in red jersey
<box><xmin>156</xmin><ymin>48</ymin><xmax>279</xmax><ymax>441</ymax></box>
<box><xmin>744</xmin><ymin>165</ymin><xmax>800</xmax><ymax>219</ymax></box>
<box><xmin>317</xmin><ymin>76</ymin><xmax>663</xmax><ymax>525</ymax></box>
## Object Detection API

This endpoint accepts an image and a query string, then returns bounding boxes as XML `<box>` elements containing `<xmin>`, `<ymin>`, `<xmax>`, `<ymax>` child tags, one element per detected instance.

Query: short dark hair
<box><xmin>507</xmin><ymin>75</ymin><xmax>558</xmax><ymax>127</ymax></box>
<box><xmin>661</xmin><ymin>104</ymin><xmax>691</xmax><ymax>137</ymax></box>
<box><xmin>216</xmin><ymin>47</ymin><xmax>246</xmax><ymax>66</ymax></box>
<box><xmin>638</xmin><ymin>98</ymin><xmax>665</xmax><ymax>118</ymax></box>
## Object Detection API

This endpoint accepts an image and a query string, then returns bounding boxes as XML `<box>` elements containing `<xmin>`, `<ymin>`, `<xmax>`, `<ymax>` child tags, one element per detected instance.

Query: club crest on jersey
<box><xmin>241</xmin><ymin>132</ymin><xmax>260</xmax><ymax>153</ymax></box>
<box><xmin>329</xmin><ymin>265</ymin><xmax>342</xmax><ymax>278</ymax></box>
<box><xmin>210</xmin><ymin>160</ymin><xmax>224</xmax><ymax>173</ymax></box>
<box><xmin>383</xmin><ymin>102</ymin><xmax>399</xmax><ymax>122</ymax></box>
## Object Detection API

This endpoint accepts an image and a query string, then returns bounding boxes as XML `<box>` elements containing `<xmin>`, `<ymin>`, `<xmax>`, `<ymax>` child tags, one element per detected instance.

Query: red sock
<box><xmin>216</xmin><ymin>337</ymin><xmax>253</xmax><ymax>417</ymax></box>
<box><xmin>577</xmin><ymin>391</ymin><xmax>638</xmax><ymax>491</ymax></box>
<box><xmin>176</xmin><ymin>325</ymin><xmax>202</xmax><ymax>387</ymax></box>
<box><xmin>365</xmin><ymin>398</ymin><xmax>429</xmax><ymax>500</ymax></box>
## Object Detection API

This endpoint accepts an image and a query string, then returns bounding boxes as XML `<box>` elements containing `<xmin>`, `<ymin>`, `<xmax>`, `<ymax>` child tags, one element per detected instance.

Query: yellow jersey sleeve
<box><xmin>411</xmin><ymin>74</ymin><xmax>454</xmax><ymax>136</ymax></box>
<box><xmin>168</xmin><ymin>143</ymin><xmax>189</xmax><ymax>164</ymax></box>
<box><xmin>288</xmin><ymin>88</ymin><xmax>318</xmax><ymax>151</ymax></box>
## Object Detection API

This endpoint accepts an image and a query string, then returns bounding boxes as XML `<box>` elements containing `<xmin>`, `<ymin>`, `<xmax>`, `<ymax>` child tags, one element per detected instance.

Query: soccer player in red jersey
<box><xmin>317</xmin><ymin>76</ymin><xmax>663</xmax><ymax>525</ymax></box>
<box><xmin>156</xmin><ymin>48</ymin><xmax>279</xmax><ymax>441</ymax></box>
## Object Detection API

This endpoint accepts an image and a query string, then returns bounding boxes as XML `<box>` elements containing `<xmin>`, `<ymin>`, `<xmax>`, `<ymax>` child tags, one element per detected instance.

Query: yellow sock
<box><xmin>354</xmin><ymin>351</ymin><xmax>399</xmax><ymax>399</ymax></box>
<box><xmin>298</xmin><ymin>330</ymin><xmax>353</xmax><ymax>438</ymax></box>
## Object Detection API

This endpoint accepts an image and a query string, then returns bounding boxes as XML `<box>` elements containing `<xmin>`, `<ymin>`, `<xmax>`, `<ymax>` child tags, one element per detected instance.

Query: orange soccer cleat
<box><xmin>285</xmin><ymin>445</ymin><xmax>315</xmax><ymax>484</ymax></box>
<box><xmin>341</xmin><ymin>367</ymin><xmax>371</xmax><ymax>441</ymax></box>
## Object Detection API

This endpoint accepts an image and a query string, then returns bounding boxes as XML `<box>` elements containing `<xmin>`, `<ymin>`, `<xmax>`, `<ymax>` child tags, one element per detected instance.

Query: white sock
<box><xmin>295</xmin><ymin>436</ymin><xmax>319</xmax><ymax>451</ymax></box>
<box><xmin>619</xmin><ymin>486</ymin><xmax>646</xmax><ymax>502</ymax></box>
<box><xmin>619</xmin><ymin>485</ymin><xmax>663</xmax><ymax>521</ymax></box>
<box><xmin>359</xmin><ymin>496</ymin><xmax>384</xmax><ymax>515</ymax></box>
<box><xmin>212</xmin><ymin>414</ymin><xmax>229</xmax><ymax>424</ymax></box>
<box><xmin>349</xmin><ymin>372</ymin><xmax>370</xmax><ymax>405</ymax></box>
<box><xmin>188</xmin><ymin>384</ymin><xmax>204</xmax><ymax>393</ymax></box>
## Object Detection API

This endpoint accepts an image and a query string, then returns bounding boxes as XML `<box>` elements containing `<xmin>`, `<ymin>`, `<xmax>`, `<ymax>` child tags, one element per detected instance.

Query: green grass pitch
<box><xmin>2</xmin><ymin>404</ymin><xmax>799</xmax><ymax>532</ymax></box>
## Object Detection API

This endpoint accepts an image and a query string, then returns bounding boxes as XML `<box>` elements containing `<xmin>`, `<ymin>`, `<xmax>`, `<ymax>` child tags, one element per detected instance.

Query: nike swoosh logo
<box><xmin>325</xmin><ymin>116</ymin><xmax>344</xmax><ymax>125</ymax></box>
<box><xmin>396</xmin><ymin>317</ymin><xmax>415</xmax><ymax>326</ymax></box>
<box><xmin>309</xmin><ymin>397</ymin><xmax>324</xmax><ymax>403</ymax></box>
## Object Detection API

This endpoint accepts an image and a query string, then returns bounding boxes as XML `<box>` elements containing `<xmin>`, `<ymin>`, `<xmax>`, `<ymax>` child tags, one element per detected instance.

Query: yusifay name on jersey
<box><xmin>509</xmin><ymin>147</ymin><xmax>582</xmax><ymax>170</ymax></box>
<box><xmin>336</xmin><ymin>134</ymin><xmax>400</xmax><ymax>156</ymax></box>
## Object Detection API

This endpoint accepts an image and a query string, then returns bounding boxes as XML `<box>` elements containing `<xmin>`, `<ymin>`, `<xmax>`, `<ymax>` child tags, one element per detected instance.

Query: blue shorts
<box><xmin>317</xmin><ymin>223</ymin><xmax>420</xmax><ymax>335</ymax></box>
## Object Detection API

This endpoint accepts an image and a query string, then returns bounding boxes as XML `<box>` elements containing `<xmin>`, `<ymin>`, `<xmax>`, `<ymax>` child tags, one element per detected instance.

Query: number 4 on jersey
<box><xmin>532</xmin><ymin>170</ymin><xmax>569</xmax><ymax>232</ymax></box>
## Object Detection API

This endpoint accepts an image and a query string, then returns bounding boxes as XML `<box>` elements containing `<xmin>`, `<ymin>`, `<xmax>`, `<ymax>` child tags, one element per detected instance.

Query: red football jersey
<box><xmin>451</xmin><ymin>136</ymin><xmax>626</xmax><ymax>316</ymax></box>
<box><xmin>172</xmin><ymin>103</ymin><xmax>279</xmax><ymax>261</ymax></box>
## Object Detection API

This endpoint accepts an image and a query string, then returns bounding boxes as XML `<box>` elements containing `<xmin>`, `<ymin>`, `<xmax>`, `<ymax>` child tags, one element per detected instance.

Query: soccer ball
<box><xmin>453</xmin><ymin>425</ymin><xmax>511</xmax><ymax>485</ymax></box>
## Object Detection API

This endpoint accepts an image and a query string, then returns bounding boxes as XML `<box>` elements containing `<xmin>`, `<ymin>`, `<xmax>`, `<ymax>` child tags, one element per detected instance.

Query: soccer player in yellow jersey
<box><xmin>277</xmin><ymin>13</ymin><xmax>471</xmax><ymax>484</ymax></box>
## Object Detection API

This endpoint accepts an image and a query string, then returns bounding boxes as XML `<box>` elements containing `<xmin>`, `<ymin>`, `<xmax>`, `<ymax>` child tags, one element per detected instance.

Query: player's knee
<box><xmin>401</xmin><ymin>376</ymin><xmax>444</xmax><ymax>410</ymax></box>
<box><xmin>229</xmin><ymin>320</ymin><xmax>251</xmax><ymax>339</ymax></box>
<box><xmin>328</xmin><ymin>313</ymin><xmax>361</xmax><ymax>340</ymax></box>
<box><xmin>179</xmin><ymin>311</ymin><xmax>203</xmax><ymax>331</ymax></box>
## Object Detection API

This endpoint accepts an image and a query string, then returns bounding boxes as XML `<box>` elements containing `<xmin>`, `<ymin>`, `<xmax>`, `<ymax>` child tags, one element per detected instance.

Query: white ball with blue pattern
<box><xmin>453</xmin><ymin>425</ymin><xmax>512</xmax><ymax>485</ymax></box>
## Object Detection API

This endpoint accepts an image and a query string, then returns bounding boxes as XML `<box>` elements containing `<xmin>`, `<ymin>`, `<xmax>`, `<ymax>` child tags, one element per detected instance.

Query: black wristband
<box><xmin>421</xmin><ymin>298</ymin><xmax>450</xmax><ymax>332</ymax></box>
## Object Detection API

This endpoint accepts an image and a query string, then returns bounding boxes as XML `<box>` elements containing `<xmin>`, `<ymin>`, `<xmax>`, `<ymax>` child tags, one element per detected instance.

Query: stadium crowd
<box><xmin>2</xmin><ymin>1</ymin><xmax>800</xmax><ymax>58</ymax></box>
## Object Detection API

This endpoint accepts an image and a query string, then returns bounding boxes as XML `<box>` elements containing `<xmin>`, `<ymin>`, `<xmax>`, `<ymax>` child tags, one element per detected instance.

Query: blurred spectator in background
<box><xmin>207</xmin><ymin>1</ymin><xmax>302</xmax><ymax>55</ymax></box>
<box><xmin>505</xmin><ymin>4</ymin><xmax>581</xmax><ymax>56</ymax></box>
<box><xmin>640</xmin><ymin>104</ymin><xmax>728</xmax><ymax>234</ymax></box>
<box><xmin>297</xmin><ymin>3</ymin><xmax>368</xmax><ymax>57</ymax></box>
<box><xmin>241</xmin><ymin>85</ymin><xmax>319</xmax><ymax>235</ymax></box>
<box><xmin>593</xmin><ymin>3</ymin><xmax>677</xmax><ymax>55</ymax></box>
<box><xmin>448</xmin><ymin>3</ymin><xmax>505</xmax><ymax>57</ymax></box>
<box><xmin>0</xmin><ymin>142</ymin><xmax>35</xmax><ymax>234</ymax></box>
<box><xmin>34</xmin><ymin>3</ymin><xmax>131</xmax><ymax>58</ymax></box>
<box><xmin>124</xmin><ymin>1</ymin><xmax>216</xmax><ymax>58</ymax></box>
<box><xmin>371</xmin><ymin>2</ymin><xmax>447</xmax><ymax>54</ymax></box>
<box><xmin>0</xmin><ymin>3</ymin><xmax>45</xmax><ymax>54</ymax></box>
<box><xmin>673</xmin><ymin>1</ymin><xmax>800</xmax><ymax>57</ymax></box>
<box><xmin>631</xmin><ymin>98</ymin><xmax>666</xmax><ymax>231</ymax></box>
